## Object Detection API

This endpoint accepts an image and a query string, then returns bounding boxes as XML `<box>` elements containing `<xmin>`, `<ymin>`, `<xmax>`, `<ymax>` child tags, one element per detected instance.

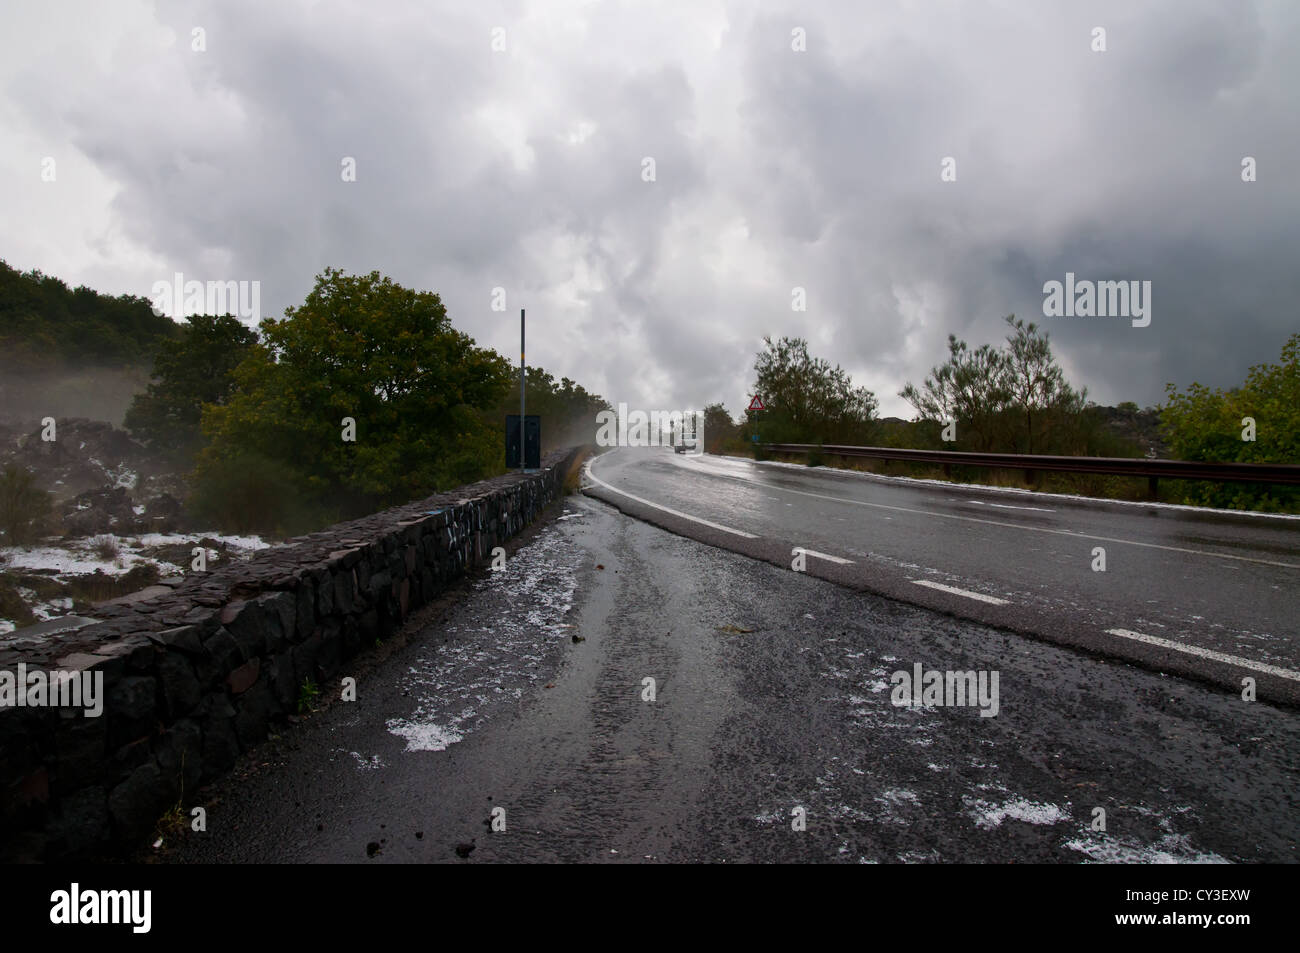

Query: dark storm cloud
<box><xmin>2</xmin><ymin>0</ymin><xmax>1296</xmax><ymax>418</ymax></box>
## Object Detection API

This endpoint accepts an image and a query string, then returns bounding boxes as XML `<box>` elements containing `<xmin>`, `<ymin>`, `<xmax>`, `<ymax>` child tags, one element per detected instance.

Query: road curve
<box><xmin>583</xmin><ymin>448</ymin><xmax>1300</xmax><ymax>706</ymax></box>
<box><xmin>161</xmin><ymin>494</ymin><xmax>1299</xmax><ymax>863</ymax></box>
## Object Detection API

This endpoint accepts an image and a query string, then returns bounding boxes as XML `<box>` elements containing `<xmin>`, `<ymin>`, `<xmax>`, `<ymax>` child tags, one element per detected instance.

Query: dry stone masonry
<box><xmin>0</xmin><ymin>447</ymin><xmax>581</xmax><ymax>860</ymax></box>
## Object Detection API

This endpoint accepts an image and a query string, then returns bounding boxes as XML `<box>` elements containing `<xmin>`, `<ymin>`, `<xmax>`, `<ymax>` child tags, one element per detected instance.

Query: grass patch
<box><xmin>297</xmin><ymin>678</ymin><xmax>321</xmax><ymax>715</ymax></box>
<box><xmin>90</xmin><ymin>534</ymin><xmax>120</xmax><ymax>560</ymax></box>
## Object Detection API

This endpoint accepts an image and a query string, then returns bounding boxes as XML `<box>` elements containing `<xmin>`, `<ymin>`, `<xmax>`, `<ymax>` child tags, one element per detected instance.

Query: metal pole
<box><xmin>514</xmin><ymin>308</ymin><xmax>520</xmax><ymax>468</ymax></box>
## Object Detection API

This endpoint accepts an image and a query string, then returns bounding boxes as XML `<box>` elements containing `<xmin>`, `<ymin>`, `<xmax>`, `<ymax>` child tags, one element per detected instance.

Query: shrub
<box><xmin>91</xmin><ymin>534</ymin><xmax>120</xmax><ymax>560</ymax></box>
<box><xmin>0</xmin><ymin>574</ymin><xmax>37</xmax><ymax>627</ymax></box>
<box><xmin>188</xmin><ymin>451</ymin><xmax>328</xmax><ymax>537</ymax></box>
<box><xmin>0</xmin><ymin>465</ymin><xmax>52</xmax><ymax>545</ymax></box>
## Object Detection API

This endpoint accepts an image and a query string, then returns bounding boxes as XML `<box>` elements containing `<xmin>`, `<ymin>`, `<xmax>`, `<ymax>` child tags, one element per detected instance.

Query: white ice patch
<box><xmin>1065</xmin><ymin>833</ymin><xmax>1229</xmax><ymax>864</ymax></box>
<box><xmin>136</xmin><ymin>532</ymin><xmax>273</xmax><ymax>550</ymax></box>
<box><xmin>388</xmin><ymin>716</ymin><xmax>469</xmax><ymax>753</ymax></box>
<box><xmin>965</xmin><ymin>796</ymin><xmax>1070</xmax><ymax>830</ymax></box>
<box><xmin>386</xmin><ymin>523</ymin><xmax>577</xmax><ymax>752</ymax></box>
<box><xmin>350</xmin><ymin>752</ymin><xmax>386</xmax><ymax>771</ymax></box>
<box><xmin>1</xmin><ymin>545</ymin><xmax>133</xmax><ymax>575</ymax></box>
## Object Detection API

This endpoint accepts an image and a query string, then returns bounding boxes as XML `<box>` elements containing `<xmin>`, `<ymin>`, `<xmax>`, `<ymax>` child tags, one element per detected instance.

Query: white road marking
<box><xmin>793</xmin><ymin>547</ymin><xmax>854</xmax><ymax>565</ymax></box>
<box><xmin>911</xmin><ymin>580</ymin><xmax>1010</xmax><ymax>605</ymax></box>
<box><xmin>968</xmin><ymin>500</ymin><xmax>1055</xmax><ymax>513</ymax></box>
<box><xmin>584</xmin><ymin>458</ymin><xmax>758</xmax><ymax>539</ymax></box>
<box><xmin>677</xmin><ymin>454</ymin><xmax>1299</xmax><ymax>570</ymax></box>
<box><xmin>1104</xmin><ymin>628</ymin><xmax>1300</xmax><ymax>682</ymax></box>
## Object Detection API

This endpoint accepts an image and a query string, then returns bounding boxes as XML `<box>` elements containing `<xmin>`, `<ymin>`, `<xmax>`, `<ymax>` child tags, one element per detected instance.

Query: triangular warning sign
<box><xmin>747</xmin><ymin>395</ymin><xmax>764</xmax><ymax>412</ymax></box>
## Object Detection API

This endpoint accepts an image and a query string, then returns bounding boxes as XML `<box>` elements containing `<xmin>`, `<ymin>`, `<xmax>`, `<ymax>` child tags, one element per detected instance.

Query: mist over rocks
<box><xmin>0</xmin><ymin>416</ymin><xmax>190</xmax><ymax>538</ymax></box>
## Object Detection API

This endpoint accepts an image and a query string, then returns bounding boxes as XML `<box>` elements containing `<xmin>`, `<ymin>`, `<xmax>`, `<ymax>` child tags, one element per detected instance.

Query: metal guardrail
<box><xmin>759</xmin><ymin>443</ymin><xmax>1300</xmax><ymax>497</ymax></box>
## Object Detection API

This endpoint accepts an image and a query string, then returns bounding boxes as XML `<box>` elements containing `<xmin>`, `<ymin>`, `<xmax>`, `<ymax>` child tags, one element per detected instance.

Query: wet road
<box><xmin>586</xmin><ymin>448</ymin><xmax>1300</xmax><ymax>705</ymax></box>
<box><xmin>165</xmin><ymin>492</ymin><xmax>1299</xmax><ymax>863</ymax></box>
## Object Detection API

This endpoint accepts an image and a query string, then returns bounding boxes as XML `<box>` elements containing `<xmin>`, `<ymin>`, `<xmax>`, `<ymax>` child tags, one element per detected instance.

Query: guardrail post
<box><xmin>1148</xmin><ymin>476</ymin><xmax>1159</xmax><ymax>500</ymax></box>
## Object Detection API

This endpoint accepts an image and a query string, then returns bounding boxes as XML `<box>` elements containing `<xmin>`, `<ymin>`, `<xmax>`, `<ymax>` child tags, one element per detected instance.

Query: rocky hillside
<box><xmin>0</xmin><ymin>416</ymin><xmax>270</xmax><ymax>638</ymax></box>
<box><xmin>0</xmin><ymin>416</ymin><xmax>188</xmax><ymax>536</ymax></box>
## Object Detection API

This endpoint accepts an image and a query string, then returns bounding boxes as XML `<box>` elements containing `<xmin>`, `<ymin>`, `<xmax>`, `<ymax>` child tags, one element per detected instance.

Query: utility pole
<box><xmin>514</xmin><ymin>308</ymin><xmax>520</xmax><ymax>473</ymax></box>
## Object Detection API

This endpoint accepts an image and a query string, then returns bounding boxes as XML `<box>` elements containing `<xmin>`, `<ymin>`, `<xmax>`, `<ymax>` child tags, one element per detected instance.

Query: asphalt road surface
<box><xmin>587</xmin><ymin>449</ymin><xmax>1300</xmax><ymax>706</ymax></box>
<box><xmin>164</xmin><ymin>466</ymin><xmax>1298</xmax><ymax>864</ymax></box>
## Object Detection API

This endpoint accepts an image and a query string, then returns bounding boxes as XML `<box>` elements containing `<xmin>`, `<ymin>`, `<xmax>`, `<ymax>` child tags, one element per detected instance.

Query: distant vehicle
<box><xmin>668</xmin><ymin>410</ymin><xmax>702</xmax><ymax>454</ymax></box>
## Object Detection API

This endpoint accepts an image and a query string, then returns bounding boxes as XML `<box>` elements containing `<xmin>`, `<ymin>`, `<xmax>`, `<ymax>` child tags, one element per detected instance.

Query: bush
<box><xmin>0</xmin><ymin>465</ymin><xmax>53</xmax><ymax>545</ymax></box>
<box><xmin>1160</xmin><ymin>332</ymin><xmax>1300</xmax><ymax>511</ymax></box>
<box><xmin>187</xmin><ymin>451</ymin><xmax>331</xmax><ymax>536</ymax></box>
<box><xmin>0</xmin><ymin>574</ymin><xmax>37</xmax><ymax>627</ymax></box>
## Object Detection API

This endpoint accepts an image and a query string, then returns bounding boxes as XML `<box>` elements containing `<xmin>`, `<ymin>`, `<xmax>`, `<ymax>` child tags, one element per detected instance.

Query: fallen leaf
<box><xmin>716</xmin><ymin>624</ymin><xmax>755</xmax><ymax>634</ymax></box>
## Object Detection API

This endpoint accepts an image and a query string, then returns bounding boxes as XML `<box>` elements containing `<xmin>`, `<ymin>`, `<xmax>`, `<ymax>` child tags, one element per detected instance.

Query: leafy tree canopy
<box><xmin>900</xmin><ymin>315</ymin><xmax>1085</xmax><ymax>452</ymax></box>
<box><xmin>196</xmin><ymin>268</ymin><xmax>514</xmax><ymax>518</ymax></box>
<box><xmin>745</xmin><ymin>336</ymin><xmax>879</xmax><ymax>445</ymax></box>
<box><xmin>124</xmin><ymin>313</ymin><xmax>258</xmax><ymax>457</ymax></box>
<box><xmin>0</xmin><ymin>259</ymin><xmax>179</xmax><ymax>370</ymax></box>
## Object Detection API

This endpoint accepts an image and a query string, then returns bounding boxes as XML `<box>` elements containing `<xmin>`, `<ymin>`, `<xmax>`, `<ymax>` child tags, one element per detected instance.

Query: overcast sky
<box><xmin>3</xmin><ymin>0</ymin><xmax>1297</xmax><ymax>419</ymax></box>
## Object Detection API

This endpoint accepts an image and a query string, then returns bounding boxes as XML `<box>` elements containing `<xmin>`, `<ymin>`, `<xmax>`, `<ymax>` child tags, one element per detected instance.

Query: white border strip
<box><xmin>584</xmin><ymin>458</ymin><xmax>759</xmax><ymax>539</ymax></box>
<box><xmin>911</xmin><ymin>579</ymin><xmax>1010</xmax><ymax>606</ymax></box>
<box><xmin>1105</xmin><ymin>628</ymin><xmax>1300</xmax><ymax>682</ymax></box>
<box><xmin>793</xmin><ymin>547</ymin><xmax>854</xmax><ymax>565</ymax></box>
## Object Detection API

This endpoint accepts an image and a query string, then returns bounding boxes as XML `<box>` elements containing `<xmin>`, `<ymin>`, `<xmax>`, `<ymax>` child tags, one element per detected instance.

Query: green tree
<box><xmin>0</xmin><ymin>259</ymin><xmax>178</xmax><ymax>370</ymax></box>
<box><xmin>901</xmin><ymin>316</ymin><xmax>1087</xmax><ymax>453</ymax></box>
<box><xmin>900</xmin><ymin>334</ymin><xmax>1009</xmax><ymax>450</ymax></box>
<box><xmin>124</xmin><ymin>313</ymin><xmax>258</xmax><ymax>458</ymax></box>
<box><xmin>746</xmin><ymin>337</ymin><xmax>878</xmax><ymax>445</ymax></box>
<box><xmin>1001</xmin><ymin>315</ymin><xmax>1086</xmax><ymax>453</ymax></box>
<box><xmin>1161</xmin><ymin>332</ymin><xmax>1300</xmax><ymax>510</ymax></box>
<box><xmin>194</xmin><ymin>268</ymin><xmax>514</xmax><ymax>528</ymax></box>
<box><xmin>701</xmin><ymin>402</ymin><xmax>738</xmax><ymax>453</ymax></box>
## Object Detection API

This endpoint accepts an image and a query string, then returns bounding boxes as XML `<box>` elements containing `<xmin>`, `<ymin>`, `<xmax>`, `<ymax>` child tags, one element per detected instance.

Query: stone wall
<box><xmin>0</xmin><ymin>447</ymin><xmax>581</xmax><ymax>860</ymax></box>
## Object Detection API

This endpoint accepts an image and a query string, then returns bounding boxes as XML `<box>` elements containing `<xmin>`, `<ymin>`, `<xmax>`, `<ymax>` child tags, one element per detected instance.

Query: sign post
<box><xmin>514</xmin><ymin>308</ymin><xmax>520</xmax><ymax>473</ymax></box>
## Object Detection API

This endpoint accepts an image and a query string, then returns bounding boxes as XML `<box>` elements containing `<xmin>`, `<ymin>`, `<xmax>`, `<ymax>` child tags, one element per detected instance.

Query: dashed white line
<box><xmin>793</xmin><ymin>548</ymin><xmax>854</xmax><ymax>565</ymax></box>
<box><xmin>584</xmin><ymin>458</ymin><xmax>759</xmax><ymax>539</ymax></box>
<box><xmin>1104</xmin><ymin>628</ymin><xmax>1300</xmax><ymax>682</ymax></box>
<box><xmin>911</xmin><ymin>580</ymin><xmax>1010</xmax><ymax>606</ymax></box>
